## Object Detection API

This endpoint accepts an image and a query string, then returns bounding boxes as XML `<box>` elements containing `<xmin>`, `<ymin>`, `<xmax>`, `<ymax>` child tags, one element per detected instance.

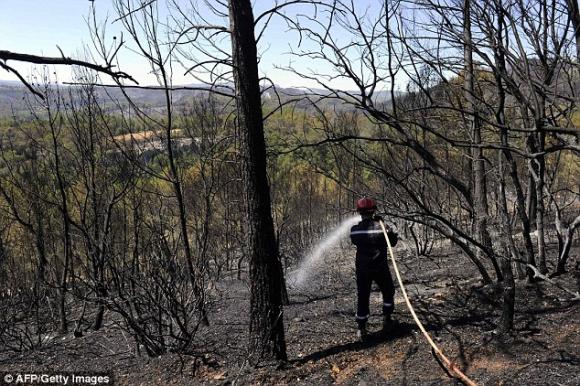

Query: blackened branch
<box><xmin>0</xmin><ymin>49</ymin><xmax>138</xmax><ymax>85</ymax></box>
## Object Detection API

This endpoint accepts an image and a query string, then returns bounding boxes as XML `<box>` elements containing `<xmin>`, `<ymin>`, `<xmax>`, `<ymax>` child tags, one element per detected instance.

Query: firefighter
<box><xmin>350</xmin><ymin>197</ymin><xmax>398</xmax><ymax>342</ymax></box>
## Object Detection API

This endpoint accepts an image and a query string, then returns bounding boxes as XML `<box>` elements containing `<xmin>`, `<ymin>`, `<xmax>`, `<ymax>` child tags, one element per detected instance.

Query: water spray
<box><xmin>288</xmin><ymin>215</ymin><xmax>360</xmax><ymax>289</ymax></box>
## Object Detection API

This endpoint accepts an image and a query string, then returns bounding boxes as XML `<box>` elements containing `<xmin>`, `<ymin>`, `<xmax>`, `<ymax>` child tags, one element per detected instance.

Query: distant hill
<box><xmin>0</xmin><ymin>80</ymin><xmax>400</xmax><ymax>118</ymax></box>
<box><xmin>0</xmin><ymin>82</ymin><xmax>32</xmax><ymax>116</ymax></box>
<box><xmin>0</xmin><ymin>81</ymin><xmax>216</xmax><ymax>117</ymax></box>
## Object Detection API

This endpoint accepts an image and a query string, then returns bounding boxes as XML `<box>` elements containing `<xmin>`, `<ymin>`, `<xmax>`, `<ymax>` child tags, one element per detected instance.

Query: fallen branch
<box><xmin>527</xmin><ymin>264</ymin><xmax>580</xmax><ymax>301</ymax></box>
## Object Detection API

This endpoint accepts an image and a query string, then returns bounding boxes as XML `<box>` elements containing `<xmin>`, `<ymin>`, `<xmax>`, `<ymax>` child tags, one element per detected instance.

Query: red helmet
<box><xmin>356</xmin><ymin>197</ymin><xmax>377</xmax><ymax>213</ymax></box>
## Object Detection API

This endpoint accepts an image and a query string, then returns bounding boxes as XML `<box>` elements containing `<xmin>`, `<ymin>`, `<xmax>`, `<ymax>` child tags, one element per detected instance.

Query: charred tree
<box><xmin>464</xmin><ymin>0</ymin><xmax>501</xmax><ymax>281</ymax></box>
<box><xmin>47</xmin><ymin>101</ymin><xmax>72</xmax><ymax>334</ymax></box>
<box><xmin>493</xmin><ymin>2</ymin><xmax>515</xmax><ymax>332</ymax></box>
<box><xmin>566</xmin><ymin>0</ymin><xmax>580</xmax><ymax>64</ymax></box>
<box><xmin>228</xmin><ymin>0</ymin><xmax>287</xmax><ymax>362</ymax></box>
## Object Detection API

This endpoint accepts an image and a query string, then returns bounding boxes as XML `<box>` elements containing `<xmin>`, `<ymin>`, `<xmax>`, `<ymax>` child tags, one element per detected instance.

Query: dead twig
<box><xmin>527</xmin><ymin>264</ymin><xmax>580</xmax><ymax>301</ymax></box>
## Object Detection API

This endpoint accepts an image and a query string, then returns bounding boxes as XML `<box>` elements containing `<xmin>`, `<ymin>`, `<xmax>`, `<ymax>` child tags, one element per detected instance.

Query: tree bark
<box><xmin>162</xmin><ymin>67</ymin><xmax>209</xmax><ymax>327</ymax></box>
<box><xmin>566</xmin><ymin>0</ymin><xmax>580</xmax><ymax>64</ymax></box>
<box><xmin>493</xmin><ymin>4</ymin><xmax>515</xmax><ymax>332</ymax></box>
<box><xmin>33</xmin><ymin>201</ymin><xmax>47</xmax><ymax>291</ymax></box>
<box><xmin>526</xmin><ymin>177</ymin><xmax>537</xmax><ymax>228</ymax></box>
<box><xmin>532</xmin><ymin>131</ymin><xmax>548</xmax><ymax>273</ymax></box>
<box><xmin>519</xmin><ymin>110</ymin><xmax>539</xmax><ymax>281</ymax></box>
<box><xmin>48</xmin><ymin>111</ymin><xmax>72</xmax><ymax>334</ymax></box>
<box><xmin>556</xmin><ymin>215</ymin><xmax>580</xmax><ymax>274</ymax></box>
<box><xmin>0</xmin><ymin>235</ymin><xmax>6</xmax><ymax>283</ymax></box>
<box><xmin>464</xmin><ymin>0</ymin><xmax>501</xmax><ymax>281</ymax></box>
<box><xmin>228</xmin><ymin>0</ymin><xmax>287</xmax><ymax>362</ymax></box>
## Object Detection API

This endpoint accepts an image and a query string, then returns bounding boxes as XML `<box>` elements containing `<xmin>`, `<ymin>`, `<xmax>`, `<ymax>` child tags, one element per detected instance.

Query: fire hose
<box><xmin>378</xmin><ymin>220</ymin><xmax>478</xmax><ymax>386</ymax></box>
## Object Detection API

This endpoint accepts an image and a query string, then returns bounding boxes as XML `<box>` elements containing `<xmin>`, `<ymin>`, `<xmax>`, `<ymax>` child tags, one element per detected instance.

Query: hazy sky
<box><xmin>0</xmin><ymin>1</ymin><xmax>108</xmax><ymax>78</ymax></box>
<box><xmin>0</xmin><ymin>1</ymin><xmax>395</xmax><ymax>90</ymax></box>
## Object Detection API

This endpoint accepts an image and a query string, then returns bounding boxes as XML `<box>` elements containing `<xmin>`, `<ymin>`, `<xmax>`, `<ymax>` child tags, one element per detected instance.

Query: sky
<box><xmin>0</xmin><ymin>0</ymin><xmax>402</xmax><ymax>90</ymax></box>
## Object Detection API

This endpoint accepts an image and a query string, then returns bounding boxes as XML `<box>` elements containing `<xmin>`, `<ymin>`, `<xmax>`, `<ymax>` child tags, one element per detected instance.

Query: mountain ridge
<box><xmin>0</xmin><ymin>80</ymin><xmax>397</xmax><ymax>117</ymax></box>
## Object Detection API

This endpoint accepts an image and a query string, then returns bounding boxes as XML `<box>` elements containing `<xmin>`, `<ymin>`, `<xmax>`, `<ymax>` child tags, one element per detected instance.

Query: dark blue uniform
<box><xmin>350</xmin><ymin>218</ymin><xmax>397</xmax><ymax>328</ymax></box>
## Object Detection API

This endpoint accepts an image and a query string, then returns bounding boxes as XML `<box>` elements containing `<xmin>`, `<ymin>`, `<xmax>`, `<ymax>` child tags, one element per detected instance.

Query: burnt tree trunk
<box><xmin>33</xmin><ymin>200</ymin><xmax>47</xmax><ymax>291</ymax></box>
<box><xmin>162</xmin><ymin>70</ymin><xmax>209</xmax><ymax>327</ymax></box>
<box><xmin>566</xmin><ymin>0</ymin><xmax>580</xmax><ymax>65</ymax></box>
<box><xmin>49</xmin><ymin>112</ymin><xmax>72</xmax><ymax>334</ymax></box>
<box><xmin>526</xmin><ymin>177</ymin><xmax>537</xmax><ymax>228</ymax></box>
<box><xmin>555</xmin><ymin>215</ymin><xmax>580</xmax><ymax>274</ymax></box>
<box><xmin>519</xmin><ymin>110</ymin><xmax>539</xmax><ymax>281</ymax></box>
<box><xmin>0</xmin><ymin>234</ymin><xmax>6</xmax><ymax>283</ymax></box>
<box><xmin>493</xmin><ymin>7</ymin><xmax>515</xmax><ymax>332</ymax></box>
<box><xmin>530</xmin><ymin>130</ymin><xmax>547</xmax><ymax>274</ymax></box>
<box><xmin>464</xmin><ymin>0</ymin><xmax>501</xmax><ymax>280</ymax></box>
<box><xmin>228</xmin><ymin>0</ymin><xmax>287</xmax><ymax>362</ymax></box>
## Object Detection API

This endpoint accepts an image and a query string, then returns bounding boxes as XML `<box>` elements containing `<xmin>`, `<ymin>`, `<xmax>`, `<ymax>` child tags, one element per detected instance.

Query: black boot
<box><xmin>357</xmin><ymin>325</ymin><xmax>368</xmax><ymax>342</ymax></box>
<box><xmin>382</xmin><ymin>315</ymin><xmax>395</xmax><ymax>334</ymax></box>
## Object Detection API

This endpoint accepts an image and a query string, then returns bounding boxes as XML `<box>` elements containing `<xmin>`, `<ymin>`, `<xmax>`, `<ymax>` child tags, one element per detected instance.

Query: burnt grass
<box><xmin>1</xmin><ymin>242</ymin><xmax>579</xmax><ymax>386</ymax></box>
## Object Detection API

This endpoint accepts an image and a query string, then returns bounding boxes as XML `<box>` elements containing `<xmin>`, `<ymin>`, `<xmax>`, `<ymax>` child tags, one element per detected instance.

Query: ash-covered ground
<box><xmin>1</xmin><ymin>241</ymin><xmax>579</xmax><ymax>385</ymax></box>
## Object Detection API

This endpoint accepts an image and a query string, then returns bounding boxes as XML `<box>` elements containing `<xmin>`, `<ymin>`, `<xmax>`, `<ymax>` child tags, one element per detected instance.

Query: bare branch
<box><xmin>0</xmin><ymin>50</ymin><xmax>138</xmax><ymax>84</ymax></box>
<box><xmin>0</xmin><ymin>61</ymin><xmax>45</xmax><ymax>100</ymax></box>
